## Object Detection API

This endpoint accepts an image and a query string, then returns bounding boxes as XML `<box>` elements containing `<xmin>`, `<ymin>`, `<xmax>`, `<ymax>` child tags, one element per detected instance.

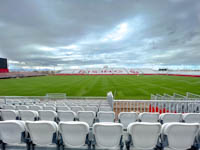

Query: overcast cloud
<box><xmin>0</xmin><ymin>0</ymin><xmax>200</xmax><ymax>70</ymax></box>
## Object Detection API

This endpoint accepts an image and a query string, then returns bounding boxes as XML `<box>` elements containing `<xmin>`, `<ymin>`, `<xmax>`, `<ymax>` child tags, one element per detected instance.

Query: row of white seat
<box><xmin>1</xmin><ymin>110</ymin><xmax>200</xmax><ymax>127</ymax></box>
<box><xmin>0</xmin><ymin>120</ymin><xmax>199</xmax><ymax>150</ymax></box>
<box><xmin>0</xmin><ymin>105</ymin><xmax>112</xmax><ymax>112</ymax></box>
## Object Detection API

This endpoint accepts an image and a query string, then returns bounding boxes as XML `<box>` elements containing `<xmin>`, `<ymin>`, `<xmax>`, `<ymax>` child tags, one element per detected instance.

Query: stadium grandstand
<box><xmin>1</xmin><ymin>0</ymin><xmax>200</xmax><ymax>150</ymax></box>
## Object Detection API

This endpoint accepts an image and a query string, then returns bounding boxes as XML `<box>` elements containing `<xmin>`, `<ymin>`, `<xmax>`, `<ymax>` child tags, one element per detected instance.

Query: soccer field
<box><xmin>0</xmin><ymin>75</ymin><xmax>200</xmax><ymax>99</ymax></box>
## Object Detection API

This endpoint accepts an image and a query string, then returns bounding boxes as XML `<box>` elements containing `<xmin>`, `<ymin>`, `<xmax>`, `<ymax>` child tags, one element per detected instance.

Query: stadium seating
<box><xmin>56</xmin><ymin>106</ymin><xmax>71</xmax><ymax>112</ymax></box>
<box><xmin>29</xmin><ymin>105</ymin><xmax>43</xmax><ymax>111</ymax></box>
<box><xmin>57</xmin><ymin>111</ymin><xmax>76</xmax><ymax>122</ymax></box>
<box><xmin>92</xmin><ymin>122</ymin><xmax>124</xmax><ymax>149</ymax></box>
<box><xmin>161</xmin><ymin>123</ymin><xmax>199</xmax><ymax>150</ymax></box>
<box><xmin>126</xmin><ymin>122</ymin><xmax>161</xmax><ymax>150</ymax></box>
<box><xmin>59</xmin><ymin>121</ymin><xmax>90</xmax><ymax>149</ymax></box>
<box><xmin>19</xmin><ymin>110</ymin><xmax>38</xmax><ymax>121</ymax></box>
<box><xmin>0</xmin><ymin>120</ymin><xmax>26</xmax><ymax>150</ymax></box>
<box><xmin>26</xmin><ymin>121</ymin><xmax>58</xmax><ymax>149</ymax></box>
<box><xmin>118</xmin><ymin>112</ymin><xmax>138</xmax><ymax>129</ymax></box>
<box><xmin>38</xmin><ymin>110</ymin><xmax>57</xmax><ymax>121</ymax></box>
<box><xmin>97</xmin><ymin>111</ymin><xmax>115</xmax><ymax>122</ymax></box>
<box><xmin>16</xmin><ymin>105</ymin><xmax>29</xmax><ymax>110</ymax></box>
<box><xmin>77</xmin><ymin>111</ymin><xmax>96</xmax><ymax>127</ymax></box>
<box><xmin>71</xmin><ymin>106</ymin><xmax>84</xmax><ymax>114</ymax></box>
<box><xmin>159</xmin><ymin>113</ymin><xmax>182</xmax><ymax>124</ymax></box>
<box><xmin>182</xmin><ymin>113</ymin><xmax>200</xmax><ymax>123</ymax></box>
<box><xmin>138</xmin><ymin>112</ymin><xmax>160</xmax><ymax>122</ymax></box>
<box><xmin>0</xmin><ymin>110</ymin><xmax>18</xmax><ymax>120</ymax></box>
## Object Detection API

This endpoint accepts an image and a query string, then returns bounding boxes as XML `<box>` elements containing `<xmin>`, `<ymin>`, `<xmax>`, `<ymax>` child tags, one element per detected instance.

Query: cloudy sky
<box><xmin>0</xmin><ymin>0</ymin><xmax>200</xmax><ymax>70</ymax></box>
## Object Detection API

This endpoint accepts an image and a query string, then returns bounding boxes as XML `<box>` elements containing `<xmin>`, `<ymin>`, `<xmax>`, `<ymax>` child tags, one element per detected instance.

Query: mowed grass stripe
<box><xmin>0</xmin><ymin>75</ymin><xmax>200</xmax><ymax>99</ymax></box>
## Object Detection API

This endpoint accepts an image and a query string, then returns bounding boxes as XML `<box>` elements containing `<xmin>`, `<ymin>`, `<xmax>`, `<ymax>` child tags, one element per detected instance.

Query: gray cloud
<box><xmin>0</xmin><ymin>0</ymin><xmax>200</xmax><ymax>70</ymax></box>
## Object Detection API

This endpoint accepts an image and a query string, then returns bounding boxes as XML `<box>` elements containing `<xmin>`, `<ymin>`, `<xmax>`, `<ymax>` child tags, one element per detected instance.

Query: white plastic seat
<box><xmin>56</xmin><ymin>103</ymin><xmax>66</xmax><ymax>107</ymax></box>
<box><xmin>71</xmin><ymin>106</ymin><xmax>84</xmax><ymax>114</ymax></box>
<box><xmin>16</xmin><ymin>105</ymin><xmax>29</xmax><ymax>110</ymax></box>
<box><xmin>19</xmin><ymin>110</ymin><xmax>39</xmax><ymax>121</ymax></box>
<box><xmin>38</xmin><ymin>110</ymin><xmax>57</xmax><ymax>121</ymax></box>
<box><xmin>182</xmin><ymin>113</ymin><xmax>200</xmax><ymax>123</ymax></box>
<box><xmin>127</xmin><ymin>122</ymin><xmax>161</xmax><ymax>150</ymax></box>
<box><xmin>93</xmin><ymin>122</ymin><xmax>123</xmax><ymax>149</ymax></box>
<box><xmin>77</xmin><ymin>111</ymin><xmax>96</xmax><ymax>127</ymax></box>
<box><xmin>161</xmin><ymin>123</ymin><xmax>199</xmax><ymax>150</ymax></box>
<box><xmin>0</xmin><ymin>110</ymin><xmax>18</xmax><ymax>120</ymax></box>
<box><xmin>26</xmin><ymin>121</ymin><xmax>58</xmax><ymax>147</ymax></box>
<box><xmin>97</xmin><ymin>111</ymin><xmax>115</xmax><ymax>122</ymax></box>
<box><xmin>85</xmin><ymin>106</ymin><xmax>98</xmax><ymax>113</ymax></box>
<box><xmin>160</xmin><ymin>113</ymin><xmax>182</xmax><ymax>124</ymax></box>
<box><xmin>0</xmin><ymin>120</ymin><xmax>26</xmax><ymax>148</ymax></box>
<box><xmin>43</xmin><ymin>106</ymin><xmax>56</xmax><ymax>111</ymax></box>
<box><xmin>138</xmin><ymin>112</ymin><xmax>159</xmax><ymax>122</ymax></box>
<box><xmin>46</xmin><ymin>103</ymin><xmax>56</xmax><ymax>107</ymax></box>
<box><xmin>57</xmin><ymin>111</ymin><xmax>76</xmax><ymax>121</ymax></box>
<box><xmin>99</xmin><ymin>106</ymin><xmax>112</xmax><ymax>111</ymax></box>
<box><xmin>59</xmin><ymin>121</ymin><xmax>90</xmax><ymax>149</ymax></box>
<box><xmin>3</xmin><ymin>105</ymin><xmax>16</xmax><ymax>110</ymax></box>
<box><xmin>57</xmin><ymin>106</ymin><xmax>70</xmax><ymax>112</ymax></box>
<box><xmin>118</xmin><ymin>112</ymin><xmax>138</xmax><ymax>128</ymax></box>
<box><xmin>29</xmin><ymin>105</ymin><xmax>43</xmax><ymax>111</ymax></box>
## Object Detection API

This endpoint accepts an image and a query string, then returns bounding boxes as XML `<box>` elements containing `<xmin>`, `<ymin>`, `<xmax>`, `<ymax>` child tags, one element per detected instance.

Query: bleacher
<box><xmin>0</xmin><ymin>97</ymin><xmax>200</xmax><ymax>150</ymax></box>
<box><xmin>0</xmin><ymin>72</ymin><xmax>47</xmax><ymax>79</ymax></box>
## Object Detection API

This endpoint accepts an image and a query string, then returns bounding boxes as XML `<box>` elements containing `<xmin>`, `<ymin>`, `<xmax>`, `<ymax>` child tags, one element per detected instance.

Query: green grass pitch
<box><xmin>0</xmin><ymin>75</ymin><xmax>200</xmax><ymax>99</ymax></box>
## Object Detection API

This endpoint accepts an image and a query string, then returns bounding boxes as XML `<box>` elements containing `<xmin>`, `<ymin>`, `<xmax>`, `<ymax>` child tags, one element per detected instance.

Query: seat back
<box><xmin>118</xmin><ymin>112</ymin><xmax>138</xmax><ymax>128</ymax></box>
<box><xmin>3</xmin><ymin>105</ymin><xmax>16</xmax><ymax>110</ymax></box>
<box><xmin>43</xmin><ymin>106</ymin><xmax>56</xmax><ymax>111</ymax></box>
<box><xmin>71</xmin><ymin>106</ymin><xmax>84</xmax><ymax>113</ymax></box>
<box><xmin>162</xmin><ymin>123</ymin><xmax>199</xmax><ymax>149</ymax></box>
<box><xmin>99</xmin><ymin>107</ymin><xmax>112</xmax><ymax>111</ymax></box>
<box><xmin>0</xmin><ymin>110</ymin><xmax>18</xmax><ymax>120</ymax></box>
<box><xmin>39</xmin><ymin>110</ymin><xmax>57</xmax><ymax>121</ymax></box>
<box><xmin>160</xmin><ymin>113</ymin><xmax>182</xmax><ymax>123</ymax></box>
<box><xmin>19</xmin><ymin>110</ymin><xmax>38</xmax><ymax>121</ymax></box>
<box><xmin>139</xmin><ymin>112</ymin><xmax>159</xmax><ymax>122</ymax></box>
<box><xmin>97</xmin><ymin>111</ymin><xmax>115</xmax><ymax>122</ymax></box>
<box><xmin>29</xmin><ymin>105</ymin><xmax>43</xmax><ymax>111</ymax></box>
<box><xmin>127</xmin><ymin>122</ymin><xmax>161</xmax><ymax>149</ymax></box>
<box><xmin>16</xmin><ymin>105</ymin><xmax>29</xmax><ymax>110</ymax></box>
<box><xmin>0</xmin><ymin>120</ymin><xmax>25</xmax><ymax>144</ymax></box>
<box><xmin>59</xmin><ymin>121</ymin><xmax>89</xmax><ymax>148</ymax></box>
<box><xmin>57</xmin><ymin>111</ymin><xmax>76</xmax><ymax>121</ymax></box>
<box><xmin>77</xmin><ymin>111</ymin><xmax>95</xmax><ymax>126</ymax></box>
<box><xmin>57</xmin><ymin>106</ymin><xmax>70</xmax><ymax>112</ymax></box>
<box><xmin>26</xmin><ymin>121</ymin><xmax>58</xmax><ymax>146</ymax></box>
<box><xmin>85</xmin><ymin>106</ymin><xmax>98</xmax><ymax>113</ymax></box>
<box><xmin>183</xmin><ymin>113</ymin><xmax>200</xmax><ymax>123</ymax></box>
<box><xmin>93</xmin><ymin>123</ymin><xmax>123</xmax><ymax>149</ymax></box>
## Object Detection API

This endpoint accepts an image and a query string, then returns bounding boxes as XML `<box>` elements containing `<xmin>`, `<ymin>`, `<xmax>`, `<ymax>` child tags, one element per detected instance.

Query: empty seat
<box><xmin>85</xmin><ymin>106</ymin><xmax>98</xmax><ymax>113</ymax></box>
<box><xmin>160</xmin><ymin>113</ymin><xmax>182</xmax><ymax>124</ymax></box>
<box><xmin>93</xmin><ymin>122</ymin><xmax>124</xmax><ymax>149</ymax></box>
<box><xmin>0</xmin><ymin>110</ymin><xmax>18</xmax><ymax>120</ymax></box>
<box><xmin>16</xmin><ymin>105</ymin><xmax>29</xmax><ymax>110</ymax></box>
<box><xmin>57</xmin><ymin>111</ymin><xmax>76</xmax><ymax>122</ymax></box>
<box><xmin>59</xmin><ymin>121</ymin><xmax>90</xmax><ymax>149</ymax></box>
<box><xmin>77</xmin><ymin>111</ymin><xmax>96</xmax><ymax>127</ymax></box>
<box><xmin>19</xmin><ymin>110</ymin><xmax>38</xmax><ymax>121</ymax></box>
<box><xmin>99</xmin><ymin>106</ymin><xmax>112</xmax><ymax>111</ymax></box>
<box><xmin>57</xmin><ymin>106</ymin><xmax>70</xmax><ymax>112</ymax></box>
<box><xmin>97</xmin><ymin>111</ymin><xmax>115</xmax><ymax>122</ymax></box>
<box><xmin>56</xmin><ymin>103</ymin><xmax>66</xmax><ymax>106</ymax></box>
<box><xmin>182</xmin><ymin>113</ymin><xmax>200</xmax><ymax>123</ymax></box>
<box><xmin>43</xmin><ymin>106</ymin><xmax>56</xmax><ymax>111</ymax></box>
<box><xmin>29</xmin><ymin>105</ymin><xmax>43</xmax><ymax>111</ymax></box>
<box><xmin>0</xmin><ymin>120</ymin><xmax>26</xmax><ymax>149</ymax></box>
<box><xmin>118</xmin><ymin>112</ymin><xmax>138</xmax><ymax>128</ymax></box>
<box><xmin>26</xmin><ymin>121</ymin><xmax>58</xmax><ymax>148</ymax></box>
<box><xmin>71</xmin><ymin>106</ymin><xmax>84</xmax><ymax>114</ymax></box>
<box><xmin>139</xmin><ymin>112</ymin><xmax>159</xmax><ymax>122</ymax></box>
<box><xmin>2</xmin><ymin>105</ymin><xmax>16</xmax><ymax>110</ymax></box>
<box><xmin>126</xmin><ymin>122</ymin><xmax>161</xmax><ymax>150</ymax></box>
<box><xmin>39</xmin><ymin>110</ymin><xmax>57</xmax><ymax>121</ymax></box>
<box><xmin>46</xmin><ymin>103</ymin><xmax>56</xmax><ymax>107</ymax></box>
<box><xmin>161</xmin><ymin>123</ymin><xmax>199</xmax><ymax>150</ymax></box>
